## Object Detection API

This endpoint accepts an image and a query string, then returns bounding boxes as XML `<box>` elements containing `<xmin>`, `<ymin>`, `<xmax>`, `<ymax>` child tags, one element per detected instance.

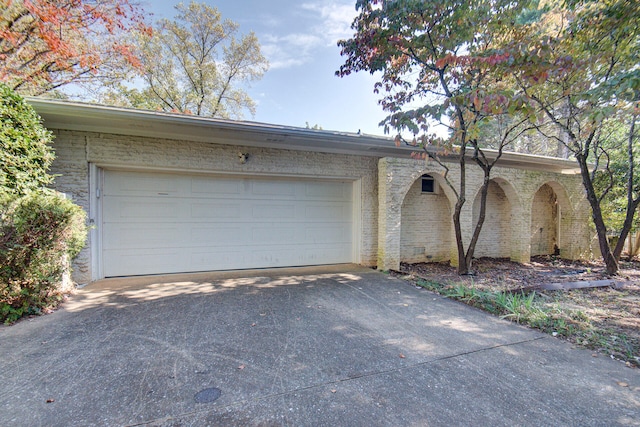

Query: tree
<box><xmin>0</xmin><ymin>0</ymin><xmax>149</xmax><ymax>96</ymax></box>
<box><xmin>105</xmin><ymin>1</ymin><xmax>268</xmax><ymax>119</ymax></box>
<box><xmin>337</xmin><ymin>0</ymin><xmax>533</xmax><ymax>274</ymax></box>
<box><xmin>0</xmin><ymin>84</ymin><xmax>87</xmax><ymax>323</ymax></box>
<box><xmin>499</xmin><ymin>0</ymin><xmax>640</xmax><ymax>274</ymax></box>
<box><xmin>305</xmin><ymin>122</ymin><xmax>323</xmax><ymax>130</ymax></box>
<box><xmin>0</xmin><ymin>83</ymin><xmax>54</xmax><ymax>199</ymax></box>
<box><xmin>593</xmin><ymin>120</ymin><xmax>640</xmax><ymax>260</ymax></box>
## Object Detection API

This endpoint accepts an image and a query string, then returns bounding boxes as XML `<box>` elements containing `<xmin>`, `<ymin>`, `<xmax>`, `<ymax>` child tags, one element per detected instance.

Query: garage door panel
<box><xmin>104</xmin><ymin>195</ymin><xmax>191</xmax><ymax>220</ymax></box>
<box><xmin>103</xmin><ymin>223</ymin><xmax>183</xmax><ymax>249</ymax></box>
<box><xmin>102</xmin><ymin>170</ymin><xmax>354</xmax><ymax>277</ymax></box>
<box><xmin>104</xmin><ymin>248</ymin><xmax>189</xmax><ymax>276</ymax></box>
<box><xmin>191</xmin><ymin>177</ymin><xmax>242</xmax><ymax>195</ymax></box>
<box><xmin>191</xmin><ymin>249</ymin><xmax>248</xmax><ymax>271</ymax></box>
<box><xmin>191</xmin><ymin>202</ymin><xmax>243</xmax><ymax>219</ymax></box>
<box><xmin>294</xmin><ymin>244</ymin><xmax>352</xmax><ymax>264</ymax></box>
<box><xmin>304</xmin><ymin>203</ymin><xmax>351</xmax><ymax>220</ymax></box>
<box><xmin>305</xmin><ymin>181</ymin><xmax>351</xmax><ymax>200</ymax></box>
<box><xmin>252</xmin><ymin>180</ymin><xmax>297</xmax><ymax>197</ymax></box>
<box><xmin>107</xmin><ymin>199</ymin><xmax>184</xmax><ymax>219</ymax></box>
<box><xmin>305</xmin><ymin>225</ymin><xmax>352</xmax><ymax>243</ymax></box>
<box><xmin>247</xmin><ymin>247</ymin><xmax>299</xmax><ymax>265</ymax></box>
<box><xmin>189</xmin><ymin>226</ymin><xmax>245</xmax><ymax>244</ymax></box>
<box><xmin>252</xmin><ymin>203</ymin><xmax>297</xmax><ymax>219</ymax></box>
<box><xmin>251</xmin><ymin>225</ymin><xmax>298</xmax><ymax>243</ymax></box>
<box><xmin>105</xmin><ymin>171</ymin><xmax>182</xmax><ymax>196</ymax></box>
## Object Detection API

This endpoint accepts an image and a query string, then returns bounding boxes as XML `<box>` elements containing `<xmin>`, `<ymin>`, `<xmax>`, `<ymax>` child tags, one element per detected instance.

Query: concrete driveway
<box><xmin>1</xmin><ymin>265</ymin><xmax>638</xmax><ymax>426</ymax></box>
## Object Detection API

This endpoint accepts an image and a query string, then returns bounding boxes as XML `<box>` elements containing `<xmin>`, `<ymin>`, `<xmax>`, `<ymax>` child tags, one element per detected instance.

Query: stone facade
<box><xmin>400</xmin><ymin>177</ymin><xmax>452</xmax><ymax>263</ymax></box>
<box><xmin>49</xmin><ymin>128</ymin><xmax>592</xmax><ymax>283</ymax></box>
<box><xmin>377</xmin><ymin>157</ymin><xmax>592</xmax><ymax>271</ymax></box>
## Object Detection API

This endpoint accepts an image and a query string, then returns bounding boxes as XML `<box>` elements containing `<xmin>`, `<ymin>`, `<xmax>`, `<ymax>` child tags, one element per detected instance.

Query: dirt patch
<box><xmin>396</xmin><ymin>256</ymin><xmax>640</xmax><ymax>368</ymax></box>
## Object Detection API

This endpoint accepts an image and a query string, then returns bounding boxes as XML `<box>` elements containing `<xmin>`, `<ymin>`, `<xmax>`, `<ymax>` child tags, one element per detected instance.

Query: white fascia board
<box><xmin>28</xmin><ymin>98</ymin><xmax>580</xmax><ymax>173</ymax></box>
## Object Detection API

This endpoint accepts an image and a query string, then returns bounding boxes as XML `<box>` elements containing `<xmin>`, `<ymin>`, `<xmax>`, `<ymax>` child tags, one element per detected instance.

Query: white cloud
<box><xmin>260</xmin><ymin>14</ymin><xmax>283</xmax><ymax>29</ymax></box>
<box><xmin>301</xmin><ymin>1</ymin><xmax>356</xmax><ymax>45</ymax></box>
<box><xmin>261</xmin><ymin>1</ymin><xmax>357</xmax><ymax>69</ymax></box>
<box><xmin>261</xmin><ymin>33</ymin><xmax>324</xmax><ymax>69</ymax></box>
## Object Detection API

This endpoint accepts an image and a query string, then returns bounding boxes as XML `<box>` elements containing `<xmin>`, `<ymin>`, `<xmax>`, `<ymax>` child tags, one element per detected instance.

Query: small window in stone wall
<box><xmin>421</xmin><ymin>174</ymin><xmax>437</xmax><ymax>194</ymax></box>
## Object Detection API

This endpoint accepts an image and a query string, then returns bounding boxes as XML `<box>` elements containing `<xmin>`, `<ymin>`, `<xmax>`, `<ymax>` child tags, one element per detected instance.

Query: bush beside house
<box><xmin>0</xmin><ymin>84</ymin><xmax>87</xmax><ymax>324</ymax></box>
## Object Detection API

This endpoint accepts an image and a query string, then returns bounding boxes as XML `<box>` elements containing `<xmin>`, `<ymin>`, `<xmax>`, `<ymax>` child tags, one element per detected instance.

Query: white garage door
<box><xmin>101</xmin><ymin>170</ymin><xmax>354</xmax><ymax>277</ymax></box>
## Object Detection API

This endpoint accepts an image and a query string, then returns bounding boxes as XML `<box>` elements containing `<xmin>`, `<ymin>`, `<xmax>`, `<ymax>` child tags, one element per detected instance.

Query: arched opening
<box><xmin>400</xmin><ymin>173</ymin><xmax>452</xmax><ymax>263</ymax></box>
<box><xmin>472</xmin><ymin>180</ymin><xmax>512</xmax><ymax>258</ymax></box>
<box><xmin>531</xmin><ymin>183</ymin><xmax>560</xmax><ymax>256</ymax></box>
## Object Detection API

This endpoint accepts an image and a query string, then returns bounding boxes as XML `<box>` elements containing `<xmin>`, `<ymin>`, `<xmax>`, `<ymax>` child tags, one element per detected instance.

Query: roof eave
<box><xmin>28</xmin><ymin>98</ymin><xmax>581</xmax><ymax>174</ymax></box>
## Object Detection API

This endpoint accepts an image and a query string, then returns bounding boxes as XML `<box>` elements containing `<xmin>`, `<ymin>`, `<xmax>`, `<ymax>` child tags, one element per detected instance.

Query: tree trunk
<box><xmin>454</xmin><ymin>154</ymin><xmax>468</xmax><ymax>275</ymax></box>
<box><xmin>613</xmin><ymin>116</ymin><xmax>640</xmax><ymax>262</ymax></box>
<box><xmin>576</xmin><ymin>155</ymin><xmax>619</xmax><ymax>275</ymax></box>
<box><xmin>613</xmin><ymin>201</ymin><xmax>640</xmax><ymax>261</ymax></box>
<box><xmin>453</xmin><ymin>199</ymin><xmax>467</xmax><ymax>275</ymax></box>
<box><xmin>464</xmin><ymin>168</ymin><xmax>491</xmax><ymax>270</ymax></box>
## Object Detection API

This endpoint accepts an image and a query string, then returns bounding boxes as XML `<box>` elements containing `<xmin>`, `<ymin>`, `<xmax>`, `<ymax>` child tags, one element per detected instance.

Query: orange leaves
<box><xmin>435</xmin><ymin>54</ymin><xmax>456</xmax><ymax>69</ymax></box>
<box><xmin>435</xmin><ymin>52</ymin><xmax>512</xmax><ymax>71</ymax></box>
<box><xmin>472</xmin><ymin>94</ymin><xmax>482</xmax><ymax>112</ymax></box>
<box><xmin>484</xmin><ymin>53</ymin><xmax>511</xmax><ymax>66</ymax></box>
<box><xmin>1</xmin><ymin>0</ymin><xmax>149</xmax><ymax>94</ymax></box>
<box><xmin>113</xmin><ymin>43</ymin><xmax>141</xmax><ymax>69</ymax></box>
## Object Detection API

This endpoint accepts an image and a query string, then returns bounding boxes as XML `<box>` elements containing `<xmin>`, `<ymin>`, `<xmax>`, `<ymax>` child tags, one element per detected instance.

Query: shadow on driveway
<box><xmin>1</xmin><ymin>265</ymin><xmax>638</xmax><ymax>426</ymax></box>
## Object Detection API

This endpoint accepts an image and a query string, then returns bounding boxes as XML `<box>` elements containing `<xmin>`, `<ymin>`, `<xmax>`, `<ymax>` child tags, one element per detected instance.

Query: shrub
<box><xmin>1</xmin><ymin>191</ymin><xmax>87</xmax><ymax>324</ymax></box>
<box><xmin>0</xmin><ymin>83</ymin><xmax>54</xmax><ymax>199</ymax></box>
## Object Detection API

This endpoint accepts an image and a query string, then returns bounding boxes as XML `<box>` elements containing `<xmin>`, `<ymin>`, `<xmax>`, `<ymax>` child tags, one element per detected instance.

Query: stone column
<box><xmin>377</xmin><ymin>158</ymin><xmax>402</xmax><ymax>271</ymax></box>
<box><xmin>511</xmin><ymin>201</ymin><xmax>532</xmax><ymax>263</ymax></box>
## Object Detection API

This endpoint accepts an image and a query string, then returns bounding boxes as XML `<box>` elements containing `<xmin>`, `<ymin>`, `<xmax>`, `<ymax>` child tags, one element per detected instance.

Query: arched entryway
<box><xmin>400</xmin><ymin>173</ymin><xmax>453</xmax><ymax>263</ymax></box>
<box><xmin>531</xmin><ymin>184</ymin><xmax>559</xmax><ymax>256</ymax></box>
<box><xmin>530</xmin><ymin>182</ymin><xmax>573</xmax><ymax>257</ymax></box>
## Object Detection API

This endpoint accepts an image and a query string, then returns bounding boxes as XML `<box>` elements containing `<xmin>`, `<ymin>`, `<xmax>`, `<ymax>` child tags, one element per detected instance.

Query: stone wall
<box><xmin>377</xmin><ymin>157</ymin><xmax>592</xmax><ymax>271</ymax></box>
<box><xmin>472</xmin><ymin>180</ymin><xmax>512</xmax><ymax>259</ymax></box>
<box><xmin>50</xmin><ymin>130</ymin><xmax>379</xmax><ymax>283</ymax></box>
<box><xmin>400</xmin><ymin>178</ymin><xmax>452</xmax><ymax>263</ymax></box>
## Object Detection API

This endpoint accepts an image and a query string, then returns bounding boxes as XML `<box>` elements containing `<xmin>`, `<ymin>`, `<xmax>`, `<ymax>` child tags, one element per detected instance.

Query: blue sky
<box><xmin>144</xmin><ymin>0</ymin><xmax>388</xmax><ymax>135</ymax></box>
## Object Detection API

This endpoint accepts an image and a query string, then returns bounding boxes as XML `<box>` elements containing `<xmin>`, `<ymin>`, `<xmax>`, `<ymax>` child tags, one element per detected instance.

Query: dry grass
<box><xmin>397</xmin><ymin>256</ymin><xmax>640</xmax><ymax>368</ymax></box>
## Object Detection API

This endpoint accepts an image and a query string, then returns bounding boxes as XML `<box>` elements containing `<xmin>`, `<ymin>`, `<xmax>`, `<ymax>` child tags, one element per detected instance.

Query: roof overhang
<box><xmin>28</xmin><ymin>98</ymin><xmax>581</xmax><ymax>174</ymax></box>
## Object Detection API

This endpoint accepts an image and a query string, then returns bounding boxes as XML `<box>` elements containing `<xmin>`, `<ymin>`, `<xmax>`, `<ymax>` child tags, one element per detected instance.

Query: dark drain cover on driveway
<box><xmin>194</xmin><ymin>387</ymin><xmax>221</xmax><ymax>403</ymax></box>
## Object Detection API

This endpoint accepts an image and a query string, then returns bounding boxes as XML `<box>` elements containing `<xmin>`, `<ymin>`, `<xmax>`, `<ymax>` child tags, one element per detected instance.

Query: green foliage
<box><xmin>337</xmin><ymin>0</ymin><xmax>538</xmax><ymax>275</ymax></box>
<box><xmin>592</xmin><ymin>120</ymin><xmax>640</xmax><ymax>235</ymax></box>
<box><xmin>305</xmin><ymin>122</ymin><xmax>324</xmax><ymax>130</ymax></box>
<box><xmin>340</xmin><ymin>0</ymin><xmax>639</xmax><ymax>274</ymax></box>
<box><xmin>0</xmin><ymin>85</ymin><xmax>87</xmax><ymax>323</ymax></box>
<box><xmin>417</xmin><ymin>278</ymin><xmax>564</xmax><ymax>328</ymax></box>
<box><xmin>338</xmin><ymin>0</ymin><xmax>532</xmax><ymax>140</ymax></box>
<box><xmin>102</xmin><ymin>1</ymin><xmax>269</xmax><ymax>119</ymax></box>
<box><xmin>495</xmin><ymin>291</ymin><xmax>539</xmax><ymax>323</ymax></box>
<box><xmin>0</xmin><ymin>84</ymin><xmax>54</xmax><ymax>199</ymax></box>
<box><xmin>496</xmin><ymin>0</ymin><xmax>640</xmax><ymax>272</ymax></box>
<box><xmin>0</xmin><ymin>191</ymin><xmax>87</xmax><ymax>324</ymax></box>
